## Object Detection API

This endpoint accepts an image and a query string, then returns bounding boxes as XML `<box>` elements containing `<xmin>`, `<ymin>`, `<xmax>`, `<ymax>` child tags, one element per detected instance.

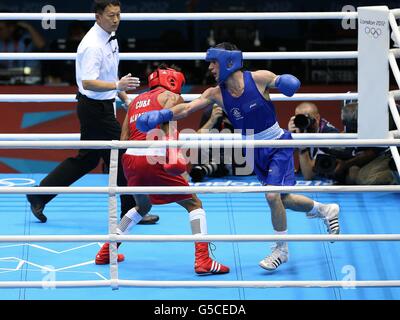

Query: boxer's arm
<box><xmin>160</xmin><ymin>91</ymin><xmax>185</xmax><ymax>110</ymax></box>
<box><xmin>121</xmin><ymin>111</ymin><xmax>130</xmax><ymax>141</ymax></box>
<box><xmin>136</xmin><ymin>88</ymin><xmax>219</xmax><ymax>133</ymax></box>
<box><xmin>252</xmin><ymin>70</ymin><xmax>277</xmax><ymax>90</ymax></box>
<box><xmin>171</xmin><ymin>87</ymin><xmax>217</xmax><ymax>120</ymax></box>
<box><xmin>253</xmin><ymin>70</ymin><xmax>301</xmax><ymax>97</ymax></box>
<box><xmin>118</xmin><ymin>91</ymin><xmax>131</xmax><ymax>111</ymax></box>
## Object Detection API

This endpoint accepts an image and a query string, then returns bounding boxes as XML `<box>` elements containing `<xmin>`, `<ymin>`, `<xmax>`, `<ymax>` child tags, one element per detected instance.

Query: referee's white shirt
<box><xmin>76</xmin><ymin>22</ymin><xmax>119</xmax><ymax>100</ymax></box>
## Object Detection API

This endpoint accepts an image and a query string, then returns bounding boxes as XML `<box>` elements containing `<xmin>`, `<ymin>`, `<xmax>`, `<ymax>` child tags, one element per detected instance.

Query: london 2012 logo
<box><xmin>365</xmin><ymin>26</ymin><xmax>382</xmax><ymax>39</ymax></box>
<box><xmin>0</xmin><ymin>178</ymin><xmax>36</xmax><ymax>187</ymax></box>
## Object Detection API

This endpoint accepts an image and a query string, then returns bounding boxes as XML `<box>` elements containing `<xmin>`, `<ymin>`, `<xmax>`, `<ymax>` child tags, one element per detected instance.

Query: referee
<box><xmin>27</xmin><ymin>0</ymin><xmax>159</xmax><ymax>224</ymax></box>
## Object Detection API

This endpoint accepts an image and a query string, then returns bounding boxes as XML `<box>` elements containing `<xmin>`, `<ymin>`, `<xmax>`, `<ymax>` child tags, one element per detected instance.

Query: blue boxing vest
<box><xmin>220</xmin><ymin>71</ymin><xmax>295</xmax><ymax>186</ymax></box>
<box><xmin>220</xmin><ymin>71</ymin><xmax>283</xmax><ymax>139</ymax></box>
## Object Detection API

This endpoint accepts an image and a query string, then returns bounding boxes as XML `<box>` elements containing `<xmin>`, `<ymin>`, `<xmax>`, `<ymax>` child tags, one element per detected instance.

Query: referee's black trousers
<box><xmin>37</xmin><ymin>93</ymin><xmax>136</xmax><ymax>216</ymax></box>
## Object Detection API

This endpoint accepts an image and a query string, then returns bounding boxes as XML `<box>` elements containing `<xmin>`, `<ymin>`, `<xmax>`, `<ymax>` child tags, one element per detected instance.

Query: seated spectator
<box><xmin>288</xmin><ymin>102</ymin><xmax>339</xmax><ymax>180</ymax></box>
<box><xmin>334</xmin><ymin>102</ymin><xmax>399</xmax><ymax>185</ymax></box>
<box><xmin>42</xmin><ymin>21</ymin><xmax>89</xmax><ymax>85</ymax></box>
<box><xmin>0</xmin><ymin>20</ymin><xmax>46</xmax><ymax>83</ymax></box>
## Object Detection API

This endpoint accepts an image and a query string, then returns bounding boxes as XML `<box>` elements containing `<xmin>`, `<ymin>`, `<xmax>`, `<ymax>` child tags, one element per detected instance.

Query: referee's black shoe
<box><xmin>26</xmin><ymin>194</ymin><xmax>47</xmax><ymax>223</ymax></box>
<box><xmin>137</xmin><ymin>214</ymin><xmax>159</xmax><ymax>225</ymax></box>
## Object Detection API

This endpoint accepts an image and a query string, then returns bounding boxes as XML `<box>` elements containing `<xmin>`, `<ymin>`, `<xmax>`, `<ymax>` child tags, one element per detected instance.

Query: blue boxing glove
<box><xmin>136</xmin><ymin>109</ymin><xmax>173</xmax><ymax>133</ymax></box>
<box><xmin>275</xmin><ymin>74</ymin><xmax>301</xmax><ymax>97</ymax></box>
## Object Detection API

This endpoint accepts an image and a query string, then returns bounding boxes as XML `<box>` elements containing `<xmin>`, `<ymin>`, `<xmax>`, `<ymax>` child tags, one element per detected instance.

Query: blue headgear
<box><xmin>205</xmin><ymin>48</ymin><xmax>243</xmax><ymax>82</ymax></box>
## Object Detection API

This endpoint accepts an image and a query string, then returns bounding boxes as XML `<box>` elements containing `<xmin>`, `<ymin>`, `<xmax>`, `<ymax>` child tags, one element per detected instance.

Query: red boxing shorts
<box><xmin>122</xmin><ymin>153</ymin><xmax>191</xmax><ymax>205</ymax></box>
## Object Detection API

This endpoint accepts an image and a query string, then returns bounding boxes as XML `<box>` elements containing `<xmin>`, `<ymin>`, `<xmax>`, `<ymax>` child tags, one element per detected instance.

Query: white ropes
<box><xmin>0</xmin><ymin>139</ymin><xmax>398</xmax><ymax>149</ymax></box>
<box><xmin>390</xmin><ymin>12</ymin><xmax>400</xmax><ymax>48</ymax></box>
<box><xmin>393</xmin><ymin>49</ymin><xmax>400</xmax><ymax>58</ymax></box>
<box><xmin>0</xmin><ymin>133</ymin><xmax>359</xmax><ymax>141</ymax></box>
<box><xmin>0</xmin><ymin>134</ymin><xmax>81</xmax><ymax>141</ymax></box>
<box><xmin>393</xmin><ymin>9</ymin><xmax>400</xmax><ymax>18</ymax></box>
<box><xmin>0</xmin><ymin>92</ymin><xmax>359</xmax><ymax>103</ymax></box>
<box><xmin>0</xmin><ymin>280</ymin><xmax>399</xmax><ymax>289</ymax></box>
<box><xmin>390</xmin><ymin>15</ymin><xmax>400</xmax><ymax>102</ymax></box>
<box><xmin>0</xmin><ymin>234</ymin><xmax>399</xmax><ymax>243</ymax></box>
<box><xmin>0</xmin><ymin>12</ymin><xmax>358</xmax><ymax>21</ymax></box>
<box><xmin>0</xmin><ymin>51</ymin><xmax>358</xmax><ymax>60</ymax></box>
<box><xmin>389</xmin><ymin>94</ymin><xmax>400</xmax><ymax>132</ymax></box>
<box><xmin>389</xmin><ymin>52</ymin><xmax>400</xmax><ymax>89</ymax></box>
<box><xmin>0</xmin><ymin>136</ymin><xmax>397</xmax><ymax>290</ymax></box>
<box><xmin>2</xmin><ymin>185</ymin><xmax>400</xmax><ymax>195</ymax></box>
<box><xmin>389</xmin><ymin>15</ymin><xmax>400</xmax><ymax>101</ymax></box>
<box><xmin>387</xmin><ymin>16</ymin><xmax>400</xmax><ymax>175</ymax></box>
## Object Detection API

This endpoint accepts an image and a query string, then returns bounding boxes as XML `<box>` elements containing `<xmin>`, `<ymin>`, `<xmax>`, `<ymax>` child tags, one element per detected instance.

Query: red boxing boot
<box><xmin>194</xmin><ymin>242</ymin><xmax>230</xmax><ymax>275</ymax></box>
<box><xmin>95</xmin><ymin>243</ymin><xmax>125</xmax><ymax>265</ymax></box>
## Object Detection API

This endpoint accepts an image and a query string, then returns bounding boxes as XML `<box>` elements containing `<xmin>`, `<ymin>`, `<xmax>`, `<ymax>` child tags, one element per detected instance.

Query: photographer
<box><xmin>334</xmin><ymin>102</ymin><xmax>398</xmax><ymax>185</ymax></box>
<box><xmin>288</xmin><ymin>102</ymin><xmax>339</xmax><ymax>180</ymax></box>
<box><xmin>189</xmin><ymin>104</ymin><xmax>233</xmax><ymax>182</ymax></box>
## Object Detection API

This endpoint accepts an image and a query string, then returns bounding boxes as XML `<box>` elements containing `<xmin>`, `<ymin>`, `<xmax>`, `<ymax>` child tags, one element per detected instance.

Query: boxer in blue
<box><xmin>136</xmin><ymin>42</ymin><xmax>340</xmax><ymax>271</ymax></box>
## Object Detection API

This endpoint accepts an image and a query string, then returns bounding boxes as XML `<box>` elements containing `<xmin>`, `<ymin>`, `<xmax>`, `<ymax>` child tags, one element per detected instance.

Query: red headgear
<box><xmin>148</xmin><ymin>68</ymin><xmax>185</xmax><ymax>94</ymax></box>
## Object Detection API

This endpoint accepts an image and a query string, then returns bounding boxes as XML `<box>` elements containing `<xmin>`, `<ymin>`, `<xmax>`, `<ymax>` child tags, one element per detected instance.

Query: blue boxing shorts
<box><xmin>253</xmin><ymin>130</ymin><xmax>296</xmax><ymax>186</ymax></box>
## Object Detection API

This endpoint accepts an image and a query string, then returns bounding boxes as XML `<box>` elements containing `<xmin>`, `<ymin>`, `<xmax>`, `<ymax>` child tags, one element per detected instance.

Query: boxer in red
<box><xmin>95</xmin><ymin>64</ymin><xmax>229</xmax><ymax>275</ymax></box>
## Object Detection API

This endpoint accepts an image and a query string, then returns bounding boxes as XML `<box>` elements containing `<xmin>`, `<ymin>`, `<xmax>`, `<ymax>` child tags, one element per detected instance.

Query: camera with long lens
<box><xmin>190</xmin><ymin>163</ymin><xmax>228</xmax><ymax>182</ymax></box>
<box><xmin>313</xmin><ymin>154</ymin><xmax>337</xmax><ymax>176</ymax></box>
<box><xmin>294</xmin><ymin>114</ymin><xmax>316</xmax><ymax>132</ymax></box>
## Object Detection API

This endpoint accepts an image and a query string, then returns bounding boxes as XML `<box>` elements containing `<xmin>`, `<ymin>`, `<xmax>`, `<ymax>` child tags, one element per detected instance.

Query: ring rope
<box><xmin>392</xmin><ymin>49</ymin><xmax>400</xmax><ymax>58</ymax></box>
<box><xmin>390</xmin><ymin>144</ymin><xmax>400</xmax><ymax>173</ymax></box>
<box><xmin>393</xmin><ymin>9</ymin><xmax>400</xmax><ymax>17</ymax></box>
<box><xmin>389</xmin><ymin>53</ymin><xmax>400</xmax><ymax>89</ymax></box>
<box><xmin>0</xmin><ymin>280</ymin><xmax>399</xmax><ymax>289</ymax></box>
<box><xmin>0</xmin><ymin>234</ymin><xmax>399</xmax><ymax>243</ymax></box>
<box><xmin>0</xmin><ymin>133</ymin><xmax>359</xmax><ymax>141</ymax></box>
<box><xmin>389</xmin><ymin>12</ymin><xmax>400</xmax><ymax>47</ymax></box>
<box><xmin>0</xmin><ymin>139</ymin><xmax>398</xmax><ymax>149</ymax></box>
<box><xmin>2</xmin><ymin>185</ymin><xmax>400</xmax><ymax>195</ymax></box>
<box><xmin>0</xmin><ymin>92</ymin><xmax>359</xmax><ymax>102</ymax></box>
<box><xmin>0</xmin><ymin>11</ymin><xmax>359</xmax><ymax>21</ymax></box>
<box><xmin>0</xmin><ymin>51</ymin><xmax>358</xmax><ymax>61</ymax></box>
<box><xmin>388</xmin><ymin>15</ymin><xmax>400</xmax><ymax>177</ymax></box>
<box><xmin>389</xmin><ymin>95</ymin><xmax>400</xmax><ymax>130</ymax></box>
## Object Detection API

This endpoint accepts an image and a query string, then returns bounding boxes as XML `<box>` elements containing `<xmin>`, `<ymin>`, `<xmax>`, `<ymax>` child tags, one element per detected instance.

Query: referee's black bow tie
<box><xmin>108</xmin><ymin>34</ymin><xmax>117</xmax><ymax>42</ymax></box>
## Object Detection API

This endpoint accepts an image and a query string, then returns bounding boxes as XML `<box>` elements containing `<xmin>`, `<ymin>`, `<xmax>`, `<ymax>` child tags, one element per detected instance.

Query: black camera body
<box><xmin>314</xmin><ymin>154</ymin><xmax>337</xmax><ymax>176</ymax></box>
<box><xmin>190</xmin><ymin>164</ymin><xmax>229</xmax><ymax>182</ymax></box>
<box><xmin>294</xmin><ymin>114</ymin><xmax>316</xmax><ymax>132</ymax></box>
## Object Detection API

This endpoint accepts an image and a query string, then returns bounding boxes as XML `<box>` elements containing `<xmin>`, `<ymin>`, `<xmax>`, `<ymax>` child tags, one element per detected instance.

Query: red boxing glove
<box><xmin>163</xmin><ymin>135</ymin><xmax>187</xmax><ymax>176</ymax></box>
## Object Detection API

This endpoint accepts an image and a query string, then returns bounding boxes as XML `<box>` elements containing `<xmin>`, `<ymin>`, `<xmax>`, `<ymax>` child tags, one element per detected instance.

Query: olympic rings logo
<box><xmin>365</xmin><ymin>26</ymin><xmax>382</xmax><ymax>39</ymax></box>
<box><xmin>0</xmin><ymin>178</ymin><xmax>36</xmax><ymax>187</ymax></box>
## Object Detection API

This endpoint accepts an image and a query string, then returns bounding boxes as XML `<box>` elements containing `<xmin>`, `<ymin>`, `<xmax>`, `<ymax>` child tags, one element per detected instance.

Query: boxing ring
<box><xmin>1</xmin><ymin>6</ymin><xmax>400</xmax><ymax>299</ymax></box>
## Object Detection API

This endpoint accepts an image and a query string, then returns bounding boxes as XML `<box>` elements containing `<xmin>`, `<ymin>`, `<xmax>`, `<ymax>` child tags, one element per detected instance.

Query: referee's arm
<box><xmin>82</xmin><ymin>79</ymin><xmax>118</xmax><ymax>91</ymax></box>
<box><xmin>118</xmin><ymin>91</ymin><xmax>131</xmax><ymax>109</ymax></box>
<box><xmin>80</xmin><ymin>46</ymin><xmax>139</xmax><ymax>93</ymax></box>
